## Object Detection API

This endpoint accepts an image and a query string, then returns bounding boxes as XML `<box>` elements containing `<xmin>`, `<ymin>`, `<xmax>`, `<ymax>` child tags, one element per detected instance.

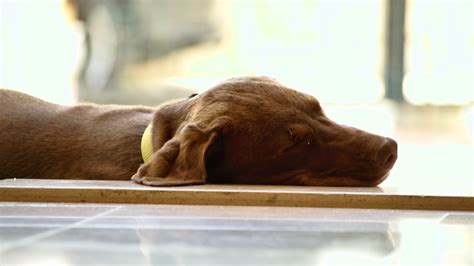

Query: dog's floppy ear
<box><xmin>132</xmin><ymin>121</ymin><xmax>223</xmax><ymax>186</ymax></box>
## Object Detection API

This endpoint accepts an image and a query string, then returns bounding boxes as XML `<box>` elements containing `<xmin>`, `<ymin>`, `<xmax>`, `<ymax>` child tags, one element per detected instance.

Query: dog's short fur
<box><xmin>0</xmin><ymin>76</ymin><xmax>397</xmax><ymax>186</ymax></box>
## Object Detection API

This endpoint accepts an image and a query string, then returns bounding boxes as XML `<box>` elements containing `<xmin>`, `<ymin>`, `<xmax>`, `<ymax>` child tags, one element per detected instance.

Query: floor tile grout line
<box><xmin>438</xmin><ymin>213</ymin><xmax>450</xmax><ymax>223</ymax></box>
<box><xmin>0</xmin><ymin>206</ymin><xmax>122</xmax><ymax>253</ymax></box>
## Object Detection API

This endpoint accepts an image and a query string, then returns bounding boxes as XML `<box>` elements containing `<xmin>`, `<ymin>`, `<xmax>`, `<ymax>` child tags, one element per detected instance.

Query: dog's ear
<box><xmin>132</xmin><ymin>120</ymin><xmax>225</xmax><ymax>186</ymax></box>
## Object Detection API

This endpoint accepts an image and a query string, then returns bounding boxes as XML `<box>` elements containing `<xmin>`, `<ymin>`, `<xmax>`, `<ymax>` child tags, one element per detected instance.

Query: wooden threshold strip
<box><xmin>0</xmin><ymin>179</ymin><xmax>473</xmax><ymax>211</ymax></box>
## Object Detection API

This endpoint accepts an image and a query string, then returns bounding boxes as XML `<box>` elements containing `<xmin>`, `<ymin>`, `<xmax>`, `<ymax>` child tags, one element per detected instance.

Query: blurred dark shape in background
<box><xmin>67</xmin><ymin>0</ymin><xmax>220</xmax><ymax>103</ymax></box>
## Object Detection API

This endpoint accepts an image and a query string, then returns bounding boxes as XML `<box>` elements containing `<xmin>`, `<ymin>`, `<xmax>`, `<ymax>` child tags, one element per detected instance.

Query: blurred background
<box><xmin>0</xmin><ymin>0</ymin><xmax>473</xmax><ymax>195</ymax></box>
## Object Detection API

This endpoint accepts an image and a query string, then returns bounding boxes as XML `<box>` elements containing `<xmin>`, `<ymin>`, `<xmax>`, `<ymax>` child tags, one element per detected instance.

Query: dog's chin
<box><xmin>351</xmin><ymin>171</ymin><xmax>391</xmax><ymax>186</ymax></box>
<box><xmin>260</xmin><ymin>170</ymin><xmax>392</xmax><ymax>187</ymax></box>
<box><xmin>309</xmin><ymin>171</ymin><xmax>391</xmax><ymax>187</ymax></box>
<box><xmin>374</xmin><ymin>171</ymin><xmax>391</xmax><ymax>185</ymax></box>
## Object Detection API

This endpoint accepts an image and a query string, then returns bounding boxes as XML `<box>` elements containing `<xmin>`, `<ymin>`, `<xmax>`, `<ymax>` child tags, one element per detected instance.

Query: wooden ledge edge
<box><xmin>1</xmin><ymin>186</ymin><xmax>473</xmax><ymax>211</ymax></box>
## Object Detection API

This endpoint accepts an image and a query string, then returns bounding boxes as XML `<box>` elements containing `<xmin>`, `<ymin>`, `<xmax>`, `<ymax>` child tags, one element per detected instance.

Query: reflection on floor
<box><xmin>1</xmin><ymin>203</ymin><xmax>472</xmax><ymax>265</ymax></box>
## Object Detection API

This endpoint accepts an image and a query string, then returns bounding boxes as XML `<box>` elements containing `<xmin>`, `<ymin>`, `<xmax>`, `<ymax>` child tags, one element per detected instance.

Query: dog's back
<box><xmin>0</xmin><ymin>89</ymin><xmax>154</xmax><ymax>180</ymax></box>
<box><xmin>1</xmin><ymin>89</ymin><xmax>62</xmax><ymax>178</ymax></box>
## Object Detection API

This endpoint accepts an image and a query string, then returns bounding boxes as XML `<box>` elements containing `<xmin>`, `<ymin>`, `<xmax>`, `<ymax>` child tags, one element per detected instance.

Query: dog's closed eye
<box><xmin>288</xmin><ymin>124</ymin><xmax>312</xmax><ymax>141</ymax></box>
<box><xmin>280</xmin><ymin>124</ymin><xmax>313</xmax><ymax>153</ymax></box>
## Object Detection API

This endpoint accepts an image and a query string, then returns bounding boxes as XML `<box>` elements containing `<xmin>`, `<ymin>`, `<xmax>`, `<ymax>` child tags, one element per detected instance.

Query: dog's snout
<box><xmin>376</xmin><ymin>138</ymin><xmax>398</xmax><ymax>168</ymax></box>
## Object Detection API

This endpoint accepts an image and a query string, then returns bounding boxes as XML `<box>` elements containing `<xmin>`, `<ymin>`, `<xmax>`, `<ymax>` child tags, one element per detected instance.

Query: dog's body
<box><xmin>0</xmin><ymin>89</ymin><xmax>154</xmax><ymax>180</ymax></box>
<box><xmin>0</xmin><ymin>77</ymin><xmax>397</xmax><ymax>186</ymax></box>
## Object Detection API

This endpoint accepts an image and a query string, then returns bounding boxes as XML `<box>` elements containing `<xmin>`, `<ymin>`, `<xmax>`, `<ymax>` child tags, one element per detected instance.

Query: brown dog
<box><xmin>0</xmin><ymin>77</ymin><xmax>397</xmax><ymax>186</ymax></box>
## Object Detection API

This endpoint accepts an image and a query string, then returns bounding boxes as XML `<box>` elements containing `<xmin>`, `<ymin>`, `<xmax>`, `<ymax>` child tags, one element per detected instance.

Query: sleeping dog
<box><xmin>0</xmin><ymin>76</ymin><xmax>397</xmax><ymax>186</ymax></box>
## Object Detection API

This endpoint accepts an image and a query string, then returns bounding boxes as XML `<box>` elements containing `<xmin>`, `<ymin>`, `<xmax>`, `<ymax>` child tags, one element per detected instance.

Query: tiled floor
<box><xmin>1</xmin><ymin>203</ymin><xmax>473</xmax><ymax>265</ymax></box>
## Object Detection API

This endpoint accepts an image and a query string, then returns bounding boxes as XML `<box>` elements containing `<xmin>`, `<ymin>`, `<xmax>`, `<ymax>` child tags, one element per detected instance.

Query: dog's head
<box><xmin>132</xmin><ymin>76</ymin><xmax>397</xmax><ymax>187</ymax></box>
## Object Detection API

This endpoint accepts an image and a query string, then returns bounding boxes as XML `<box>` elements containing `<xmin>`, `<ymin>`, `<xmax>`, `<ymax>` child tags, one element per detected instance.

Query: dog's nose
<box><xmin>376</xmin><ymin>138</ymin><xmax>398</xmax><ymax>168</ymax></box>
